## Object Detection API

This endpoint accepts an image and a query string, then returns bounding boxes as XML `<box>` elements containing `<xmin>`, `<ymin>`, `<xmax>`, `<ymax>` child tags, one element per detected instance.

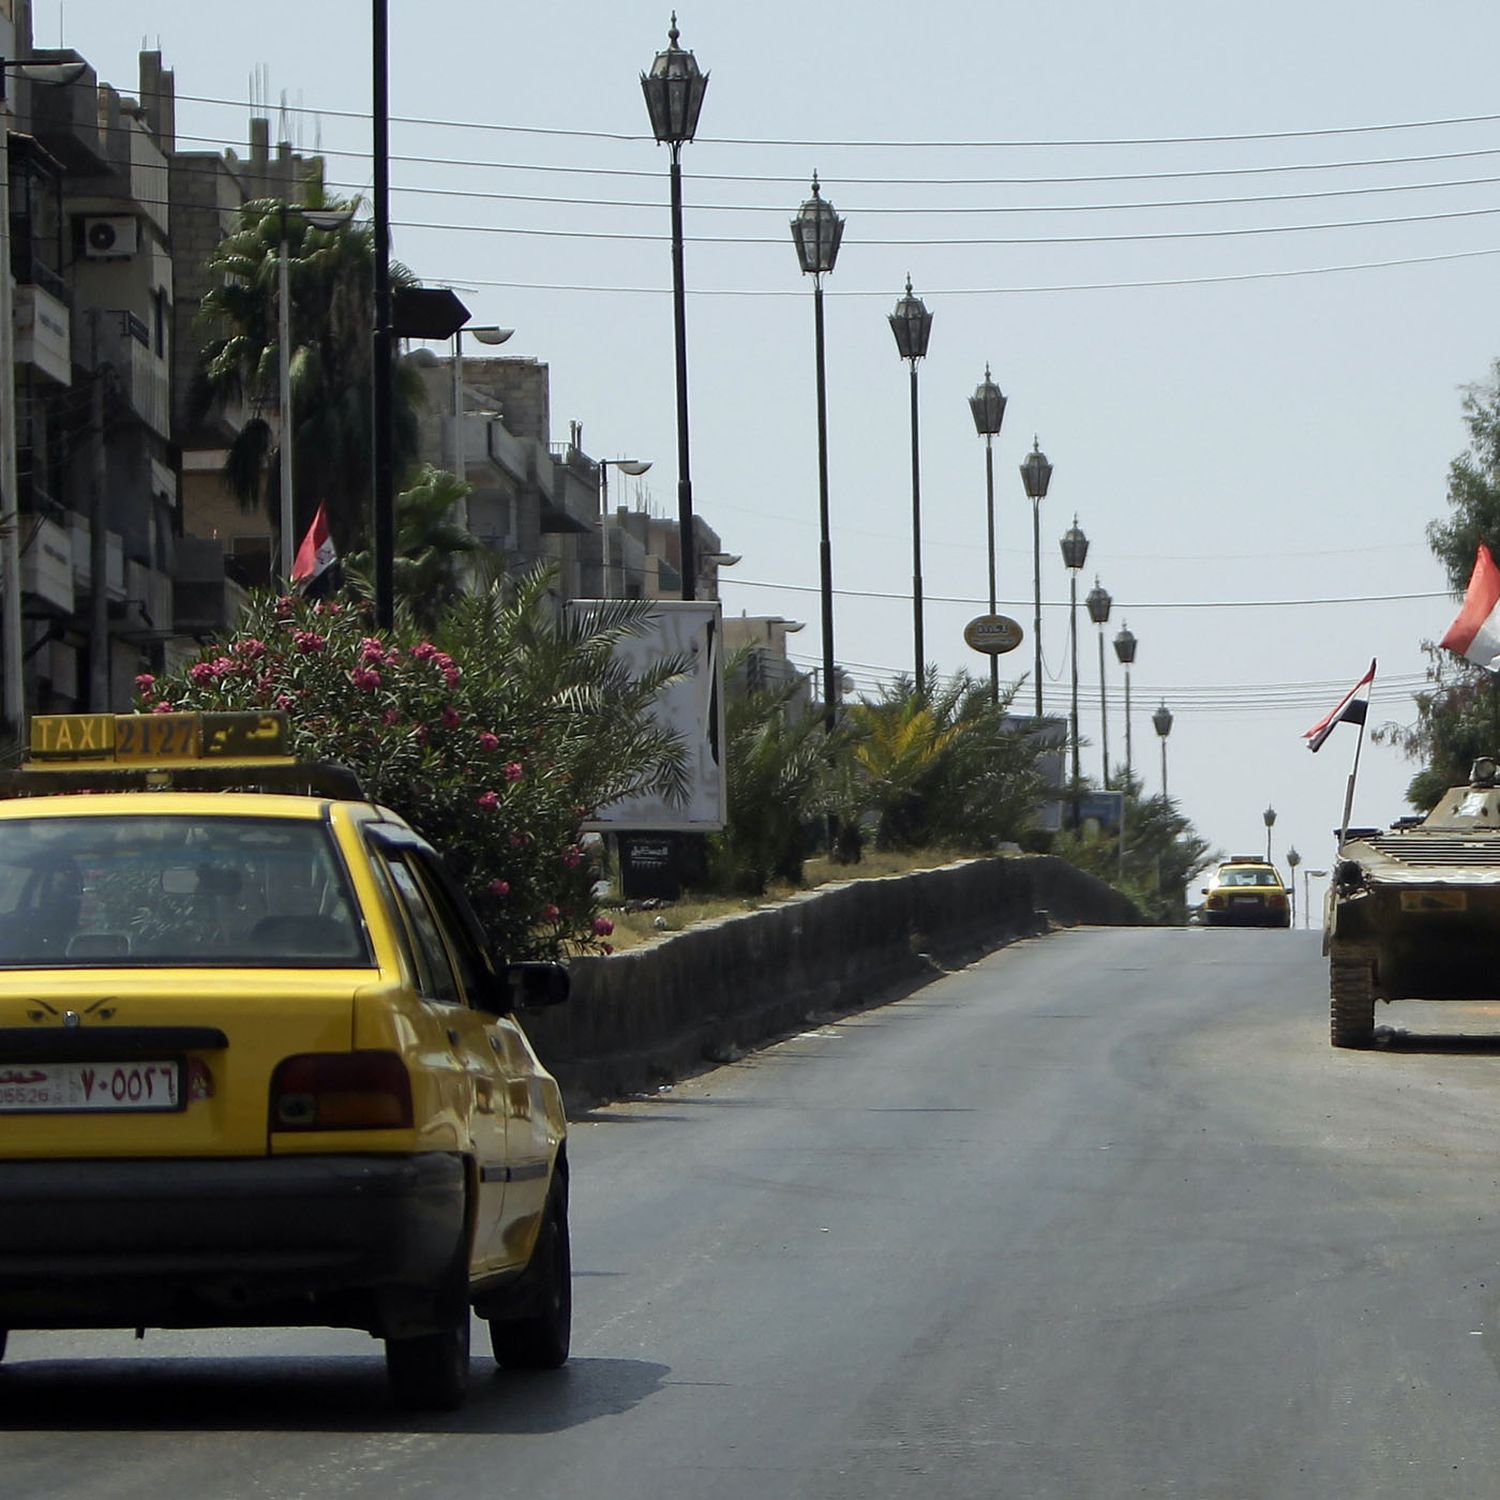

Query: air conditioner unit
<box><xmin>81</xmin><ymin>216</ymin><xmax>138</xmax><ymax>259</ymax></box>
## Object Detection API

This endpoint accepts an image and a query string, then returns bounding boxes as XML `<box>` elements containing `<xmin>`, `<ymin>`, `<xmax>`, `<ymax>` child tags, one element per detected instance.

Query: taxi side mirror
<box><xmin>506</xmin><ymin>961</ymin><xmax>570</xmax><ymax>1011</ymax></box>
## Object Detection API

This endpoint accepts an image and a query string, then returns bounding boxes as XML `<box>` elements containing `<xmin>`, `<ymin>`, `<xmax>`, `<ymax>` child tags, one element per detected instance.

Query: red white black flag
<box><xmin>291</xmin><ymin>502</ymin><xmax>337</xmax><ymax>590</ymax></box>
<box><xmin>1303</xmin><ymin>660</ymin><xmax>1376</xmax><ymax>753</ymax></box>
<box><xmin>1439</xmin><ymin>542</ymin><xmax>1500</xmax><ymax>673</ymax></box>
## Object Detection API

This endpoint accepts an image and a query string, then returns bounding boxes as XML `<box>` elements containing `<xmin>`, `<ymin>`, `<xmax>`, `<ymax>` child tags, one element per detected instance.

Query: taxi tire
<box><xmin>385</xmin><ymin>1259</ymin><xmax>472</xmax><ymax>1412</ymax></box>
<box><xmin>489</xmin><ymin>1175</ymin><xmax>571</xmax><ymax>1371</ymax></box>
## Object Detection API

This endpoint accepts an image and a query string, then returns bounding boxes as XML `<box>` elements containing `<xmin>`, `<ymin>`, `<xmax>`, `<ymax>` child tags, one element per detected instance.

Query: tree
<box><xmin>1379</xmin><ymin>362</ymin><xmax>1500</xmax><ymax>807</ymax></box>
<box><xmin>192</xmin><ymin>188</ymin><xmax>425</xmax><ymax>556</ymax></box>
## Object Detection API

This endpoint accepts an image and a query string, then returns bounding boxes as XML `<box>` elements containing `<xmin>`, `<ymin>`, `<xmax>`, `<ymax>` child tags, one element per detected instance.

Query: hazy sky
<box><xmin>38</xmin><ymin>0</ymin><xmax>1500</xmax><ymax>908</ymax></box>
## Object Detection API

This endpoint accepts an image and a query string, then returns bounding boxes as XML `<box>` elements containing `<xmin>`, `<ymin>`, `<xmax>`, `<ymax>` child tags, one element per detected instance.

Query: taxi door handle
<box><xmin>447</xmin><ymin>1027</ymin><xmax>461</xmax><ymax>1045</ymax></box>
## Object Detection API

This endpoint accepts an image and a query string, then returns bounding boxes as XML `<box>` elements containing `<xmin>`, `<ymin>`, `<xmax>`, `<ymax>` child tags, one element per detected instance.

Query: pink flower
<box><xmin>352</xmin><ymin>667</ymin><xmax>382</xmax><ymax>692</ymax></box>
<box><xmin>275</xmin><ymin>595</ymin><xmax>296</xmax><ymax>616</ymax></box>
<box><xmin>542</xmin><ymin>904</ymin><xmax>561</xmax><ymax>923</ymax></box>
<box><xmin>274</xmin><ymin>693</ymin><xmax>296</xmax><ymax>711</ymax></box>
<box><xmin>415</xmin><ymin>724</ymin><xmax>430</xmax><ymax>745</ymax></box>
<box><xmin>134</xmin><ymin>673</ymin><xmax>156</xmax><ymax>696</ymax></box>
<box><xmin>234</xmin><ymin>638</ymin><xmax>267</xmax><ymax>661</ymax></box>
<box><xmin>382</xmin><ymin>707</ymin><xmax>402</xmax><ymax>726</ymax></box>
<box><xmin>293</xmin><ymin>630</ymin><xmax>327</xmax><ymax>654</ymax></box>
<box><xmin>601</xmin><ymin>942</ymin><xmax>615</xmax><ymax>955</ymax></box>
<box><xmin>592</xmin><ymin>916</ymin><xmax>615</xmax><ymax>937</ymax></box>
<box><xmin>360</xmin><ymin>637</ymin><xmax>386</xmax><ymax>664</ymax></box>
<box><xmin>151</xmin><ymin>700</ymin><xmax>175</xmax><ymax>714</ymax></box>
<box><xmin>562</xmin><ymin>846</ymin><xmax>583</xmax><ymax>869</ymax></box>
<box><xmin>189</xmin><ymin>661</ymin><xmax>219</xmax><ymax>685</ymax></box>
<box><xmin>442</xmin><ymin>666</ymin><xmax>461</xmax><ymax>688</ymax></box>
<box><xmin>411</xmin><ymin>641</ymin><xmax>438</xmax><ymax>662</ymax></box>
<box><xmin>476</xmin><ymin>790</ymin><xmax>499</xmax><ymax>811</ymax></box>
<box><xmin>489</xmin><ymin>879</ymin><xmax>510</xmax><ymax>898</ymax></box>
<box><xmin>503</xmin><ymin>762</ymin><xmax>524</xmax><ymax>783</ymax></box>
<box><xmin>477</xmin><ymin>731</ymin><xmax>499</xmax><ymax>753</ymax></box>
<box><xmin>441</xmin><ymin>706</ymin><xmax>461</xmax><ymax>730</ymax></box>
<box><xmin>509</xmin><ymin>832</ymin><xmax>530</xmax><ymax>848</ymax></box>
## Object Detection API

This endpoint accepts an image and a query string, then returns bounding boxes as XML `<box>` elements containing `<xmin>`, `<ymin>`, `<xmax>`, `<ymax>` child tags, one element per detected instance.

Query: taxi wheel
<box><xmin>490</xmin><ymin>1176</ymin><xmax>571</xmax><ymax>1370</ymax></box>
<box><xmin>385</xmin><ymin>1301</ymin><xmax>471</xmax><ymax>1411</ymax></box>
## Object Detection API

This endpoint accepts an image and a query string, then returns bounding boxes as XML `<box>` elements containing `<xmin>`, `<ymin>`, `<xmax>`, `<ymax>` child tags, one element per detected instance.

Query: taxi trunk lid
<box><xmin>0</xmin><ymin>973</ymin><xmax>359</xmax><ymax>1158</ymax></box>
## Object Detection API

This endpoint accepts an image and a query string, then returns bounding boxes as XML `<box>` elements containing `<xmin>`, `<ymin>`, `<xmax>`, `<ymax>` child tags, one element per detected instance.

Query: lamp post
<box><xmin>641</xmin><ymin>15</ymin><xmax>708</xmax><ymax>603</ymax></box>
<box><xmin>0</xmin><ymin>55</ymin><xmax>87</xmax><ymax>735</ymax></box>
<box><xmin>1085</xmin><ymin>577</ymin><xmax>1112</xmax><ymax>788</ymax></box>
<box><xmin>791</xmin><ymin>174</ymin><xmax>844</xmax><ymax>733</ymax></box>
<box><xmin>597</xmin><ymin>458</ymin><xmax>652</xmax><ymax>599</ymax></box>
<box><xmin>1263</xmin><ymin>805</ymin><xmax>1277</xmax><ymax>865</ymax></box>
<box><xmin>1153</xmin><ymin>700</ymin><xmax>1174</xmax><ymax>798</ymax></box>
<box><xmin>449</xmin><ymin>324</ymin><xmax>512</xmax><ymax>478</ymax></box>
<box><xmin>889</xmin><ymin>276</ymin><xmax>933</xmax><ymax>693</ymax></box>
<box><xmin>969</xmin><ymin>365</ymin><xmax>1007</xmax><ymax>706</ymax></box>
<box><xmin>1305</xmin><ymin>868</ymin><xmax>1328</xmax><ymax>930</ymax></box>
<box><xmin>1060</xmin><ymin>518</ymin><xmax>1089</xmax><ymax>816</ymax></box>
<box><xmin>1113</xmin><ymin>622</ymin><xmax>1137</xmax><ymax>786</ymax></box>
<box><xmin>1020</xmin><ymin>439</ymin><xmax>1053</xmax><ymax>720</ymax></box>
<box><xmin>1286</xmin><ymin>845</ymin><xmax>1301</xmax><ymax>927</ymax></box>
<box><xmin>277</xmin><ymin>202</ymin><xmax>357</xmax><ymax>584</ymax></box>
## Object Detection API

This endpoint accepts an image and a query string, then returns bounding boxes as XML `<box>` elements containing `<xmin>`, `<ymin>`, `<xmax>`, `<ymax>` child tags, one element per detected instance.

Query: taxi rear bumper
<box><xmin>0</xmin><ymin>1152</ymin><xmax>467</xmax><ymax>1334</ymax></box>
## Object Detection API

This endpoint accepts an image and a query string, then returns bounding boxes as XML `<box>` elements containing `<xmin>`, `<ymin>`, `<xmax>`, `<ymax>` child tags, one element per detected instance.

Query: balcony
<box><xmin>172</xmin><ymin>536</ymin><xmax>250</xmax><ymax>637</ymax></box>
<box><xmin>25</xmin><ymin>54</ymin><xmax>110</xmax><ymax>176</ymax></box>
<box><xmin>68</xmin><ymin>510</ymin><xmax>125</xmax><ymax>599</ymax></box>
<box><xmin>112</xmin><ymin>560</ymin><xmax>175</xmax><ymax>641</ymax></box>
<box><xmin>13</xmin><ymin>284</ymin><xmax>72</xmax><ymax>385</ymax></box>
<box><xmin>19</xmin><ymin>515</ymin><xmax>74</xmax><ymax>614</ymax></box>
<box><xmin>80</xmin><ymin>310</ymin><xmax>170</xmax><ymax>440</ymax></box>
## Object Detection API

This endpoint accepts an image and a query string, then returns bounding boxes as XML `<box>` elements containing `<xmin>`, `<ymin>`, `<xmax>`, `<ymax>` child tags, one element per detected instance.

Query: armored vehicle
<box><xmin>1326</xmin><ymin>755</ymin><xmax>1500</xmax><ymax>1047</ymax></box>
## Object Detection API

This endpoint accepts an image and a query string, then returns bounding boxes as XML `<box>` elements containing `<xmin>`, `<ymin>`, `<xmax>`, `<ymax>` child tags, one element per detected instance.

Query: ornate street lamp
<box><xmin>1113</xmin><ymin>622</ymin><xmax>1137</xmax><ymax>786</ymax></box>
<box><xmin>969</xmin><ymin>365</ymin><xmax>1007</xmax><ymax>705</ymax></box>
<box><xmin>791</xmin><ymin>174</ymin><xmax>844</xmax><ymax>732</ymax></box>
<box><xmin>1153</xmin><ymin>700</ymin><xmax>1174</xmax><ymax>798</ymax></box>
<box><xmin>1286</xmin><ymin>845</ymin><xmax>1302</xmax><ymax>927</ymax></box>
<box><xmin>890</xmin><ymin>277</ymin><xmax>934</xmax><ymax>693</ymax></box>
<box><xmin>1060</xmin><ymin>518</ymin><xmax>1089</xmax><ymax>813</ymax></box>
<box><xmin>1020</xmin><ymin>438</ymin><xmax>1053</xmax><ymax>719</ymax></box>
<box><xmin>1085</xmin><ymin>577</ymin><xmax>1113</xmax><ymax>788</ymax></box>
<box><xmin>641</xmin><ymin>15</ymin><xmax>709</xmax><ymax>601</ymax></box>
<box><xmin>1263</xmin><ymin>804</ymin><xmax>1277</xmax><ymax>864</ymax></box>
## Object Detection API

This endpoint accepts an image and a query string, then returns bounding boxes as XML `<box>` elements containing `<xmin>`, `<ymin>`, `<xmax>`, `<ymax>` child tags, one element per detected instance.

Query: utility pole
<box><xmin>89</xmin><ymin>314</ymin><xmax>109</xmax><ymax>710</ymax></box>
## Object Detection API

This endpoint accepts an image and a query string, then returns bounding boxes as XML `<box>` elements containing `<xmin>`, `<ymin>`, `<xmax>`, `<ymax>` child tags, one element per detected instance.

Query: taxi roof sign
<box><xmin>29</xmin><ymin>711</ymin><xmax>292</xmax><ymax>764</ymax></box>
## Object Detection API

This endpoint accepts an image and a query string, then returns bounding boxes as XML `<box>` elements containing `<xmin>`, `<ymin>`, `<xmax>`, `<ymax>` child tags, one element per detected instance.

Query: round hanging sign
<box><xmin>963</xmin><ymin>614</ymin><xmax>1024</xmax><ymax>656</ymax></box>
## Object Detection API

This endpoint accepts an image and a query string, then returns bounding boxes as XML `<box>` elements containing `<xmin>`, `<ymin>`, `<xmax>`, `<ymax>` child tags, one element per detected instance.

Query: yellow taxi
<box><xmin>1200</xmin><ymin>856</ymin><xmax>1292</xmax><ymax>928</ymax></box>
<box><xmin>0</xmin><ymin>711</ymin><xmax>570</xmax><ymax>1411</ymax></box>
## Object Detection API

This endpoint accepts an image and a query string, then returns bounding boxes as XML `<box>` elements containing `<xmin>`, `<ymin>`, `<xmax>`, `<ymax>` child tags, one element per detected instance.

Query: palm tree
<box><xmin>191</xmin><ymin>187</ymin><xmax>425</xmax><ymax>557</ymax></box>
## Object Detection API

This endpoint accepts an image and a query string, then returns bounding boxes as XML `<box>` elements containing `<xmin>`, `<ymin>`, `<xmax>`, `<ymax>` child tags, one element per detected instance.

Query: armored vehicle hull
<box><xmin>1325</xmin><ymin>757</ymin><xmax>1500</xmax><ymax>1047</ymax></box>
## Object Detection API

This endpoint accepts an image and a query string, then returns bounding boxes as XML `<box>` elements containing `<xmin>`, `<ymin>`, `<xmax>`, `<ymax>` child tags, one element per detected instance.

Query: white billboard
<box><xmin>577</xmin><ymin>599</ymin><xmax>726</xmax><ymax>832</ymax></box>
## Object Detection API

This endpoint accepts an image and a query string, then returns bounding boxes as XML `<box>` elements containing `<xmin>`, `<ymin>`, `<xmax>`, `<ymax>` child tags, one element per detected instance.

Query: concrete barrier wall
<box><xmin>523</xmin><ymin>853</ymin><xmax>1143</xmax><ymax>1107</ymax></box>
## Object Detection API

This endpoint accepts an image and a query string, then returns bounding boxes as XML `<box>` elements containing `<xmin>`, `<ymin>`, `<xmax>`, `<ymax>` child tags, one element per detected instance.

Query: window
<box><xmin>381</xmin><ymin>850</ymin><xmax>462</xmax><ymax>1005</ymax></box>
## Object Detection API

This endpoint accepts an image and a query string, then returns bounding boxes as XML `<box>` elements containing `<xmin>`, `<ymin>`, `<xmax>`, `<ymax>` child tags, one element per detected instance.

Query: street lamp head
<box><xmin>1020</xmin><ymin>437</ymin><xmax>1053</xmax><ymax>501</ymax></box>
<box><xmin>469</xmin><ymin>326</ymin><xmax>514</xmax><ymax>346</ymax></box>
<box><xmin>1113</xmin><ymin>621</ymin><xmax>1137</xmax><ymax>664</ymax></box>
<box><xmin>968</xmin><ymin>363</ymin><xmax>1006</xmax><ymax>437</ymax></box>
<box><xmin>1263</xmin><ymin>805</ymin><xmax>1277</xmax><ymax>829</ymax></box>
<box><xmin>790</xmin><ymin>173</ymin><xmax>844</xmax><ymax>277</ymax></box>
<box><xmin>1086</xmin><ymin>576</ymin><xmax>1113</xmax><ymax>625</ymax></box>
<box><xmin>888</xmin><ymin>275</ymin><xmax>933</xmax><ymax>361</ymax></box>
<box><xmin>1287</xmin><ymin>846</ymin><xmax>1302</xmax><ymax>868</ymax></box>
<box><xmin>1060</xmin><ymin>516</ymin><xmax>1089</xmax><ymax>572</ymax></box>
<box><xmin>300</xmin><ymin>205</ymin><xmax>358</xmax><ymax>232</ymax></box>
<box><xmin>611</xmin><ymin>458</ymin><xmax>652</xmax><ymax>477</ymax></box>
<box><xmin>1153</xmin><ymin>701</ymin><xmax>1174</xmax><ymax>739</ymax></box>
<box><xmin>641</xmin><ymin>14</ymin><xmax>709</xmax><ymax>147</ymax></box>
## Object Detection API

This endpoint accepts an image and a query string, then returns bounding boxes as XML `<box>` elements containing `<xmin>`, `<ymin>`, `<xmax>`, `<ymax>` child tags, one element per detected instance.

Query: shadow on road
<box><xmin>1373</xmin><ymin>1027</ymin><xmax>1500</xmax><ymax>1055</ymax></box>
<box><xmin>0</xmin><ymin>1352</ymin><xmax>670</xmax><ymax>1435</ymax></box>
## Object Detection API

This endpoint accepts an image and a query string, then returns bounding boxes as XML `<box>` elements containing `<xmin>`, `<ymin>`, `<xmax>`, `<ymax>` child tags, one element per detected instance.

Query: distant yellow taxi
<box><xmin>1200</xmin><ymin>856</ymin><xmax>1292</xmax><ymax>929</ymax></box>
<box><xmin>0</xmin><ymin>711</ymin><xmax>570</xmax><ymax>1411</ymax></box>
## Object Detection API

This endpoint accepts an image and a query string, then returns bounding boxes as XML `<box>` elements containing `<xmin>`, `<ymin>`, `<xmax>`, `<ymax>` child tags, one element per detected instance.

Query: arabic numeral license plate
<box><xmin>0</xmin><ymin>1061</ymin><xmax>183</xmax><ymax>1113</ymax></box>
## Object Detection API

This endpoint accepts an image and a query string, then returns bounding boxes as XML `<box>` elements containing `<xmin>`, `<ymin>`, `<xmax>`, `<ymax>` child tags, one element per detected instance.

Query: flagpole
<box><xmin>1338</xmin><ymin>658</ymin><xmax>1376</xmax><ymax>848</ymax></box>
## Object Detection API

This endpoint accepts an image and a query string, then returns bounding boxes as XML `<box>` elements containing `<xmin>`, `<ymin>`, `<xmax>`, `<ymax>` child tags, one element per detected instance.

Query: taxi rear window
<box><xmin>0</xmin><ymin>815</ymin><xmax>371</xmax><ymax>968</ymax></box>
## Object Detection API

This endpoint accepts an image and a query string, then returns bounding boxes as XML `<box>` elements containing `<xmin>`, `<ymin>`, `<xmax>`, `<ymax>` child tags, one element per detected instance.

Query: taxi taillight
<box><xmin>269</xmin><ymin>1051</ymin><xmax>413</xmax><ymax>1131</ymax></box>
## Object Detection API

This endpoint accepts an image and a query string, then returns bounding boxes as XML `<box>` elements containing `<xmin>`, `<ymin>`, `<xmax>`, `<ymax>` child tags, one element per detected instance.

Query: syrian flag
<box><xmin>291</xmin><ymin>503</ymin><xmax>337</xmax><ymax>591</ymax></box>
<box><xmin>1439</xmin><ymin>542</ymin><xmax>1500</xmax><ymax>673</ymax></box>
<box><xmin>1304</xmin><ymin>660</ymin><xmax>1376</xmax><ymax>753</ymax></box>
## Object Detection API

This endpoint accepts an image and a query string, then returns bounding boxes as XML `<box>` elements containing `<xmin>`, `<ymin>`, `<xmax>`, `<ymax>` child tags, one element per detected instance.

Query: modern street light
<box><xmin>1020</xmin><ymin>438</ymin><xmax>1053</xmax><ymax>720</ymax></box>
<box><xmin>449</xmin><ymin>324</ymin><xmax>512</xmax><ymax>479</ymax></box>
<box><xmin>1286</xmin><ymin>845</ymin><xmax>1302</xmax><ymax>927</ymax></box>
<box><xmin>276</xmin><ymin>202</ymin><xmax>357</xmax><ymax>583</ymax></box>
<box><xmin>791</xmin><ymin>174</ymin><xmax>845</xmax><ymax>733</ymax></box>
<box><xmin>597</xmin><ymin>458</ymin><xmax>652</xmax><ymax>599</ymax></box>
<box><xmin>1263</xmin><ymin>804</ymin><xmax>1277</xmax><ymax>864</ymax></box>
<box><xmin>1153</xmin><ymin>700</ymin><xmax>1174</xmax><ymax>798</ymax></box>
<box><xmin>1113</xmin><ymin>622</ymin><xmax>1137</xmax><ymax>786</ymax></box>
<box><xmin>1305</xmin><ymin>868</ymin><xmax>1328</xmax><ymax>930</ymax></box>
<box><xmin>641</xmin><ymin>15</ymin><xmax>709</xmax><ymax>603</ymax></box>
<box><xmin>969</xmin><ymin>365</ymin><xmax>1007</xmax><ymax>706</ymax></box>
<box><xmin>0</xmin><ymin>55</ymin><xmax>87</xmax><ymax>734</ymax></box>
<box><xmin>1085</xmin><ymin>577</ymin><xmax>1112</xmax><ymax>788</ymax></box>
<box><xmin>1060</xmin><ymin>518</ymin><xmax>1089</xmax><ymax>815</ymax></box>
<box><xmin>889</xmin><ymin>276</ymin><xmax>933</xmax><ymax>693</ymax></box>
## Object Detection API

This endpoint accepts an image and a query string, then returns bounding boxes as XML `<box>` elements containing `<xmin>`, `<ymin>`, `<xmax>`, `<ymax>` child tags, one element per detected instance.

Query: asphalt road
<box><xmin>9</xmin><ymin>925</ymin><xmax>1500</xmax><ymax>1498</ymax></box>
